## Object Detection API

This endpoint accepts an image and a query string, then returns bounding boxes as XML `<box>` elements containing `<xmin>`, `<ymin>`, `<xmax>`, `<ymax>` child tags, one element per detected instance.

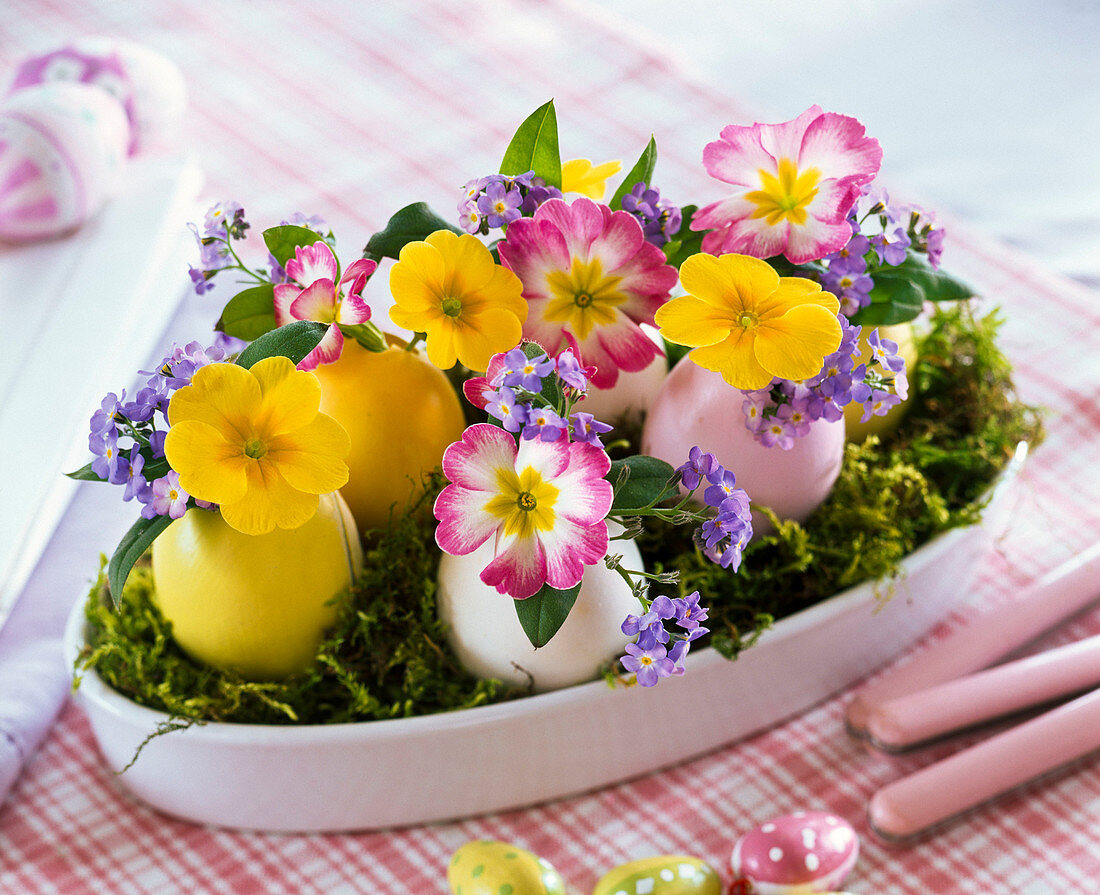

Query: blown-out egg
<box><xmin>641</xmin><ymin>358</ymin><xmax>845</xmax><ymax>537</ymax></box>
<box><xmin>593</xmin><ymin>855</ymin><xmax>722</xmax><ymax>895</ymax></box>
<box><xmin>579</xmin><ymin>325</ymin><xmax>669</xmax><ymax>423</ymax></box>
<box><xmin>730</xmin><ymin>811</ymin><xmax>859</xmax><ymax>895</ymax></box>
<box><xmin>447</xmin><ymin>840</ymin><xmax>565</xmax><ymax>895</ymax></box>
<box><xmin>9</xmin><ymin>38</ymin><xmax>186</xmax><ymax>154</ymax></box>
<box><xmin>436</xmin><ymin>530</ymin><xmax>643</xmax><ymax>691</ymax></box>
<box><xmin>0</xmin><ymin>82</ymin><xmax>129</xmax><ymax>242</ymax></box>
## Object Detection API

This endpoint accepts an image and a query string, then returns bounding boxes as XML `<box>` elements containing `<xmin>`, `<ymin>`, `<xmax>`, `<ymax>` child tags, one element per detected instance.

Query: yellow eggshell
<box><xmin>844</xmin><ymin>322</ymin><xmax>918</xmax><ymax>442</ymax></box>
<box><xmin>312</xmin><ymin>339</ymin><xmax>465</xmax><ymax>533</ymax></box>
<box><xmin>151</xmin><ymin>491</ymin><xmax>362</xmax><ymax>680</ymax></box>
<box><xmin>593</xmin><ymin>855</ymin><xmax>722</xmax><ymax>895</ymax></box>
<box><xmin>447</xmin><ymin>841</ymin><xmax>566</xmax><ymax>895</ymax></box>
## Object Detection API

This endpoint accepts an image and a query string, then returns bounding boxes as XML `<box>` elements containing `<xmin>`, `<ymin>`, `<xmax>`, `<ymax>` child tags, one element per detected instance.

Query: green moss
<box><xmin>78</xmin><ymin>304</ymin><xmax>1040</xmax><ymax>724</ymax></box>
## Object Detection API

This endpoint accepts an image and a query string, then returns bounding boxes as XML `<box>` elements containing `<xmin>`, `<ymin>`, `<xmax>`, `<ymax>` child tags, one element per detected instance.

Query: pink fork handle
<box><xmin>868</xmin><ymin>686</ymin><xmax>1100</xmax><ymax>841</ymax></box>
<box><xmin>847</xmin><ymin>541</ymin><xmax>1100</xmax><ymax>734</ymax></box>
<box><xmin>865</xmin><ymin>631</ymin><xmax>1100</xmax><ymax>750</ymax></box>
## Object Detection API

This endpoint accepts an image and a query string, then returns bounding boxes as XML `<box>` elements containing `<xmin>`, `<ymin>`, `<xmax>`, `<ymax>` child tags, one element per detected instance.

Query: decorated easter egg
<box><xmin>641</xmin><ymin>358</ymin><xmax>845</xmax><ymax>536</ymax></box>
<box><xmin>151</xmin><ymin>491</ymin><xmax>363</xmax><ymax>680</ymax></box>
<box><xmin>312</xmin><ymin>339</ymin><xmax>466</xmax><ymax>533</ymax></box>
<box><xmin>447</xmin><ymin>840</ymin><xmax>566</xmax><ymax>895</ymax></box>
<box><xmin>0</xmin><ymin>82</ymin><xmax>128</xmax><ymax>242</ymax></box>
<box><xmin>593</xmin><ymin>855</ymin><xmax>722</xmax><ymax>895</ymax></box>
<box><xmin>437</xmin><ymin>530</ymin><xmax>643</xmax><ymax>691</ymax></box>
<box><xmin>579</xmin><ymin>325</ymin><xmax>669</xmax><ymax>423</ymax></box>
<box><xmin>844</xmin><ymin>323</ymin><xmax>918</xmax><ymax>443</ymax></box>
<box><xmin>9</xmin><ymin>38</ymin><xmax>186</xmax><ymax>154</ymax></box>
<box><xmin>730</xmin><ymin>811</ymin><xmax>859</xmax><ymax>895</ymax></box>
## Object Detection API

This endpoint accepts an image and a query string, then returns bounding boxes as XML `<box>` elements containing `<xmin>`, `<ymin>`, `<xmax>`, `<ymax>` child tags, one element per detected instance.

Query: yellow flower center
<box><xmin>745</xmin><ymin>157</ymin><xmax>821</xmax><ymax>226</ymax></box>
<box><xmin>639</xmin><ymin>655</ymin><xmax>654</xmax><ymax>666</ymax></box>
<box><xmin>544</xmin><ymin>257</ymin><xmax>627</xmax><ymax>341</ymax></box>
<box><xmin>243</xmin><ymin>437</ymin><xmax>268</xmax><ymax>460</ymax></box>
<box><xmin>484</xmin><ymin>464</ymin><xmax>559</xmax><ymax>538</ymax></box>
<box><xmin>739</xmin><ymin>312</ymin><xmax>758</xmax><ymax>329</ymax></box>
<box><xmin>441</xmin><ymin>297</ymin><xmax>463</xmax><ymax>318</ymax></box>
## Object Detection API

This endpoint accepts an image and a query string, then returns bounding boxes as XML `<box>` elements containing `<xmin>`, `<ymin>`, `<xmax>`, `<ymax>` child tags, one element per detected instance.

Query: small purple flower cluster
<box><xmin>85</xmin><ymin>336</ymin><xmax>243</xmax><ymax>519</ymax></box>
<box><xmin>620</xmin><ymin>181</ymin><xmax>682</xmax><ymax>248</ymax></box>
<box><xmin>620</xmin><ymin>591</ymin><xmax>710</xmax><ymax>686</ymax></box>
<box><xmin>677</xmin><ymin>446</ymin><xmax>754</xmax><ymax>571</ymax></box>
<box><xmin>457</xmin><ymin>171</ymin><xmax>562</xmax><ymax>234</ymax></box>
<box><xmin>742</xmin><ymin>317</ymin><xmax>909</xmax><ymax>448</ymax></box>
<box><xmin>187</xmin><ymin>201</ymin><xmax>249</xmax><ymax>295</ymax></box>
<box><xmin>480</xmin><ymin>346</ymin><xmax>614</xmax><ymax>446</ymax></box>
<box><xmin>822</xmin><ymin>188</ymin><xmax>947</xmax><ymax>315</ymax></box>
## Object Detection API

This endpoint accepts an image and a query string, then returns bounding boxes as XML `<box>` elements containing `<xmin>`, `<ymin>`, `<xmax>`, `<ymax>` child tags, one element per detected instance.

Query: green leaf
<box><xmin>608</xmin><ymin>455</ymin><xmax>677</xmax><ymax>512</ymax></box>
<box><xmin>609</xmin><ymin>135</ymin><xmax>657</xmax><ymax>210</ymax></box>
<box><xmin>514</xmin><ymin>582</ymin><xmax>580</xmax><ymax>648</ymax></box>
<box><xmin>65</xmin><ymin>463</ymin><xmax>105</xmax><ymax>482</ymax></box>
<box><xmin>500</xmin><ymin>99</ymin><xmax>561</xmax><ymax>189</ymax></box>
<box><xmin>235</xmin><ymin>320</ymin><xmax>329</xmax><ymax>369</ymax></box>
<box><xmin>853</xmin><ymin>256</ymin><xmax>976</xmax><ymax>327</ymax></box>
<box><xmin>262</xmin><ymin>225</ymin><xmax>325</xmax><ymax>267</ymax></box>
<box><xmin>217</xmin><ymin>284</ymin><xmax>276</xmax><ymax>340</ymax></box>
<box><xmin>900</xmin><ymin>255</ymin><xmax>975</xmax><ymax>303</ymax></box>
<box><xmin>663</xmin><ymin>205</ymin><xmax>705</xmax><ymax>268</ymax></box>
<box><xmin>108</xmin><ymin>513</ymin><xmax>175</xmax><ymax>608</ymax></box>
<box><xmin>363</xmin><ymin>202</ymin><xmax>460</xmax><ymax>261</ymax></box>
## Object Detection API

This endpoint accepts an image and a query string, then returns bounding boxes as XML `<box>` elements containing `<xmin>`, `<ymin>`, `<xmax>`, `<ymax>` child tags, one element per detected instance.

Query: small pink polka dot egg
<box><xmin>0</xmin><ymin>81</ymin><xmax>129</xmax><ymax>243</ymax></box>
<box><xmin>730</xmin><ymin>810</ymin><xmax>859</xmax><ymax>895</ymax></box>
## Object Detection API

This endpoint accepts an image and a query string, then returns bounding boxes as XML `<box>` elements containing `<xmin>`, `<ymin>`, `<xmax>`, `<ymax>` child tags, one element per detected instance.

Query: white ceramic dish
<box><xmin>66</xmin><ymin>449</ymin><xmax>1025</xmax><ymax>833</ymax></box>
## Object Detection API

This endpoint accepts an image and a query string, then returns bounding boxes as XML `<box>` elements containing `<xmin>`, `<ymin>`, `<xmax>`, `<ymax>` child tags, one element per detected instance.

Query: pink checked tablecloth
<box><xmin>2</xmin><ymin>2</ymin><xmax>1098</xmax><ymax>892</ymax></box>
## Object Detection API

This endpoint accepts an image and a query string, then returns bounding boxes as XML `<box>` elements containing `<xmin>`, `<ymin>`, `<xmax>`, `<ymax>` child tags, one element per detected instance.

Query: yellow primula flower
<box><xmin>560</xmin><ymin>158</ymin><xmax>622</xmax><ymax>200</ymax></box>
<box><xmin>655</xmin><ymin>252</ymin><xmax>842</xmax><ymax>390</ymax></box>
<box><xmin>389</xmin><ymin>230</ymin><xmax>527</xmax><ymax>371</ymax></box>
<box><xmin>164</xmin><ymin>357</ymin><xmax>350</xmax><ymax>536</ymax></box>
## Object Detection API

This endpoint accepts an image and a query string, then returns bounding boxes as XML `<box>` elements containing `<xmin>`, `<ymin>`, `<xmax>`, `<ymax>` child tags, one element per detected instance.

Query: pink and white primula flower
<box><xmin>692</xmin><ymin>105</ymin><xmax>882</xmax><ymax>264</ymax></box>
<box><xmin>434</xmin><ymin>423</ymin><xmax>614</xmax><ymax>600</ymax></box>
<box><xmin>498</xmin><ymin>198</ymin><xmax>678</xmax><ymax>389</ymax></box>
<box><xmin>273</xmin><ymin>241</ymin><xmax>376</xmax><ymax>370</ymax></box>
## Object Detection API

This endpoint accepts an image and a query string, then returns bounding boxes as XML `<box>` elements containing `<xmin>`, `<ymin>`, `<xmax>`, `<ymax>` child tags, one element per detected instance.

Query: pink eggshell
<box><xmin>641</xmin><ymin>358</ymin><xmax>844</xmax><ymax>536</ymax></box>
<box><xmin>731</xmin><ymin>811</ymin><xmax>859</xmax><ymax>895</ymax></box>
<box><xmin>0</xmin><ymin>82</ymin><xmax>128</xmax><ymax>242</ymax></box>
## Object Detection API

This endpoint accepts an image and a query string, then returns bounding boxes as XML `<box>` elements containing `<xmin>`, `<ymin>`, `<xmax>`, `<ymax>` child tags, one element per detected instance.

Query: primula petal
<box><xmin>539</xmin><ymin>516</ymin><xmax>609</xmax><ymax>591</ymax></box>
<box><xmin>289</xmin><ymin>278</ymin><xmax>337</xmax><ymax>323</ymax></box>
<box><xmin>164</xmin><ymin>419</ymin><xmax>249</xmax><ymax>504</ymax></box>
<box><xmin>775</xmin><ymin>277</ymin><xmax>840</xmax><ymax>315</ymax></box>
<box><xmin>654</xmin><ymin>295</ymin><xmax>733</xmax><ymax>347</ymax></box>
<box><xmin>441</xmin><ymin>423</ymin><xmax>518</xmax><ymax>492</ymax></box>
<box><xmin>707</xmin><ymin>215</ymin><xmax>792</xmax><ymax>262</ymax></box>
<box><xmin>798</xmin><ymin>111</ymin><xmax>882</xmax><ymax>184</ymax></box>
<box><xmin>561</xmin><ymin>158</ymin><xmax>621</xmax><ymax>199</ymax></box>
<box><xmin>251</xmin><ymin>356</ymin><xmax>322</xmax><ymax>433</ymax></box>
<box><xmin>587</xmin><ymin>208</ymin><xmax>646</xmax><ymax>273</ymax></box>
<box><xmin>424</xmin><ymin>318</ymin><xmax>459</xmax><ymax>369</ymax></box>
<box><xmin>433</xmin><ymin>484</ymin><xmax>501</xmax><ymax>555</ymax></box>
<box><xmin>690</xmin><ymin>194</ymin><xmax>757</xmax><ymax>235</ymax></box>
<box><xmin>390</xmin><ymin>240</ymin><xmax>446</xmax><ymax>313</ymax></box>
<box><xmin>497</xmin><ymin>218</ymin><xmax>572</xmax><ymax>298</ymax></box>
<box><xmin>690</xmin><ymin>330</ymin><xmax>774</xmax><ymax>391</ymax></box>
<box><xmin>534</xmin><ymin>198</ymin><xmax>606</xmax><ymax>259</ymax></box>
<box><xmin>594</xmin><ymin>312</ymin><xmax>662</xmax><ymax>373</ymax></box>
<box><xmin>783</xmin><ymin>197</ymin><xmax>858</xmax><ymax>263</ymax></box>
<box><xmin>219</xmin><ymin>462</ymin><xmax>319</xmax><ymax>535</ymax></box>
<box><xmin>430</xmin><ymin>230</ymin><xmax>499</xmax><ymax>294</ymax></box>
<box><xmin>514</xmin><ymin>434</ymin><xmax>571</xmax><ymax>484</ymax></box>
<box><xmin>480</xmin><ymin>529</ymin><xmax>546</xmax><ymax>599</ymax></box>
<box><xmin>452</xmin><ymin>308</ymin><xmax>523</xmax><ymax>373</ymax></box>
<box><xmin>267</xmin><ymin>413</ymin><xmax>350</xmax><ymax>494</ymax></box>
<box><xmin>702</xmin><ymin>123</ymin><xmax>774</xmax><ymax>188</ymax></box>
<box><xmin>295</xmin><ymin>323</ymin><xmax>344</xmax><ymax>372</ymax></box>
<box><xmin>167</xmin><ymin>362</ymin><xmax>260</xmax><ymax>438</ymax></box>
<box><xmin>681</xmin><ymin>252</ymin><xmax>779</xmax><ymax>315</ymax></box>
<box><xmin>753</xmin><ymin>304</ymin><xmax>843</xmax><ymax>381</ymax></box>
<box><xmin>285</xmin><ymin>241</ymin><xmax>338</xmax><ymax>286</ymax></box>
<box><xmin>485</xmin><ymin>264</ymin><xmax>528</xmax><ymax>319</ymax></box>
<box><xmin>759</xmin><ymin>105</ymin><xmax>821</xmax><ymax>161</ymax></box>
<box><xmin>337</xmin><ymin>291</ymin><xmax>373</xmax><ymax>325</ymax></box>
<box><xmin>548</xmin><ymin>442</ymin><xmax>613</xmax><ymax>525</ymax></box>
<box><xmin>273</xmin><ymin>283</ymin><xmax>300</xmax><ymax>327</ymax></box>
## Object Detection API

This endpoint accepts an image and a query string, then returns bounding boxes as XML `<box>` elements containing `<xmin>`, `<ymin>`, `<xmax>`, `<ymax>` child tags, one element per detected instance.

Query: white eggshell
<box><xmin>70</xmin><ymin>37</ymin><xmax>187</xmax><ymax>153</ymax></box>
<box><xmin>641</xmin><ymin>358</ymin><xmax>845</xmax><ymax>536</ymax></box>
<box><xmin>437</xmin><ymin>533</ymin><xmax>644</xmax><ymax>692</ymax></box>
<box><xmin>0</xmin><ymin>82</ymin><xmax>128</xmax><ymax>242</ymax></box>
<box><xmin>731</xmin><ymin>811</ymin><xmax>859</xmax><ymax>895</ymax></box>
<box><xmin>579</xmin><ymin>326</ymin><xmax>669</xmax><ymax>423</ymax></box>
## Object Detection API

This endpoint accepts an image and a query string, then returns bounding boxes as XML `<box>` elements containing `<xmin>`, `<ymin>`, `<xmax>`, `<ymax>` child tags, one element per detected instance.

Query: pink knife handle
<box><xmin>847</xmin><ymin>541</ymin><xmax>1100</xmax><ymax>734</ymax></box>
<box><xmin>865</xmin><ymin>631</ymin><xmax>1100</xmax><ymax>750</ymax></box>
<box><xmin>868</xmin><ymin>686</ymin><xmax>1100</xmax><ymax>840</ymax></box>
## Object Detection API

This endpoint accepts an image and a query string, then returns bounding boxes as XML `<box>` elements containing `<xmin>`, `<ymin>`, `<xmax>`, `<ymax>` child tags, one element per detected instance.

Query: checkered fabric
<box><xmin>1</xmin><ymin>2</ymin><xmax>1098</xmax><ymax>892</ymax></box>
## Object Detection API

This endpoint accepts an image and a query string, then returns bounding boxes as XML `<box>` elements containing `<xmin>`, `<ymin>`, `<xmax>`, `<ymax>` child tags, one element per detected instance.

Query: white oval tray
<box><xmin>66</xmin><ymin>454</ymin><xmax>1024</xmax><ymax>833</ymax></box>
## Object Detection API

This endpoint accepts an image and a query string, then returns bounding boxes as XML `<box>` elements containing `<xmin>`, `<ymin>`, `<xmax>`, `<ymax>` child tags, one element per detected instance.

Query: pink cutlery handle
<box><xmin>868</xmin><ymin>686</ymin><xmax>1100</xmax><ymax>840</ymax></box>
<box><xmin>865</xmin><ymin>632</ymin><xmax>1100</xmax><ymax>750</ymax></box>
<box><xmin>847</xmin><ymin>541</ymin><xmax>1100</xmax><ymax>734</ymax></box>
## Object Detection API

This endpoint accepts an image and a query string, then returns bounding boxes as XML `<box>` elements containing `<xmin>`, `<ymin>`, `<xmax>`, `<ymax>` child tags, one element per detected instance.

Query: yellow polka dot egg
<box><xmin>447</xmin><ymin>841</ymin><xmax>566</xmax><ymax>895</ymax></box>
<box><xmin>593</xmin><ymin>855</ymin><xmax>722</xmax><ymax>895</ymax></box>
